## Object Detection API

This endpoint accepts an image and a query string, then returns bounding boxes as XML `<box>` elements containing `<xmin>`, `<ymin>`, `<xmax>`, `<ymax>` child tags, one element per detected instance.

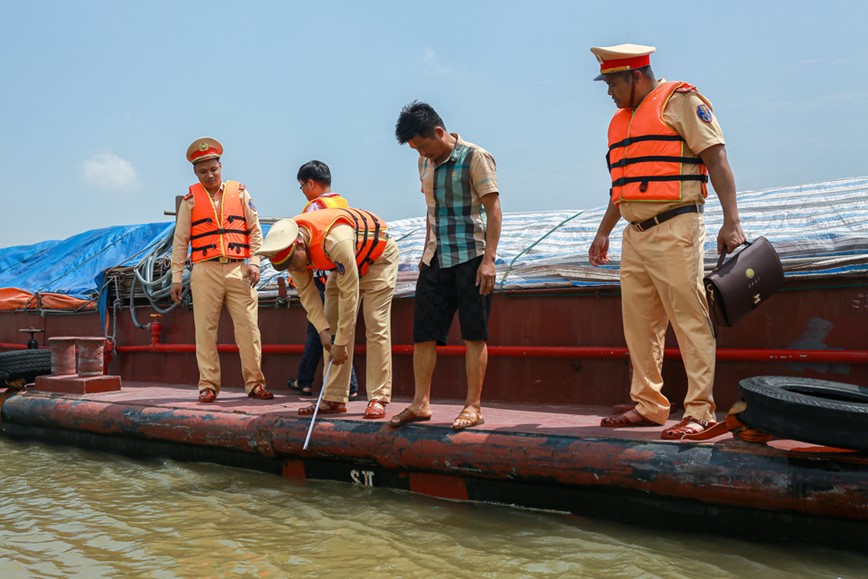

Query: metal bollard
<box><xmin>47</xmin><ymin>337</ymin><xmax>77</xmax><ymax>375</ymax></box>
<box><xmin>75</xmin><ymin>337</ymin><xmax>106</xmax><ymax>377</ymax></box>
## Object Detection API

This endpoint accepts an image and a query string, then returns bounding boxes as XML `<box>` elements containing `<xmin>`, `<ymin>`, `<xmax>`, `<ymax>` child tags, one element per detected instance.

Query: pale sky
<box><xmin>2</xmin><ymin>0</ymin><xmax>867</xmax><ymax>247</ymax></box>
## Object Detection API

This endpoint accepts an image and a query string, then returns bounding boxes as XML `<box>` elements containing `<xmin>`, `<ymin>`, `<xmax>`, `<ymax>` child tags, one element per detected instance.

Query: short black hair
<box><xmin>604</xmin><ymin>65</ymin><xmax>655</xmax><ymax>85</ymax></box>
<box><xmin>637</xmin><ymin>65</ymin><xmax>654</xmax><ymax>80</ymax></box>
<box><xmin>395</xmin><ymin>100</ymin><xmax>446</xmax><ymax>144</ymax></box>
<box><xmin>296</xmin><ymin>160</ymin><xmax>331</xmax><ymax>186</ymax></box>
<box><xmin>620</xmin><ymin>66</ymin><xmax>655</xmax><ymax>81</ymax></box>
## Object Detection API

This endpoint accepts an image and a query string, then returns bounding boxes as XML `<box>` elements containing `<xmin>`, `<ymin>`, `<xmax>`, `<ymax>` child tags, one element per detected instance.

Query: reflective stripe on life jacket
<box><xmin>607</xmin><ymin>81</ymin><xmax>709</xmax><ymax>204</ymax></box>
<box><xmin>189</xmin><ymin>180</ymin><xmax>252</xmax><ymax>262</ymax></box>
<box><xmin>302</xmin><ymin>192</ymin><xmax>350</xmax><ymax>213</ymax></box>
<box><xmin>294</xmin><ymin>207</ymin><xmax>389</xmax><ymax>277</ymax></box>
<box><xmin>303</xmin><ymin>193</ymin><xmax>351</xmax><ymax>282</ymax></box>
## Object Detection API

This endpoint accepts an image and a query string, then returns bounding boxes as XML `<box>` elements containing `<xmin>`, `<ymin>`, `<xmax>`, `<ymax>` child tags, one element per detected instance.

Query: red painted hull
<box><xmin>1</xmin><ymin>384</ymin><xmax>865</xmax><ymax>551</ymax></box>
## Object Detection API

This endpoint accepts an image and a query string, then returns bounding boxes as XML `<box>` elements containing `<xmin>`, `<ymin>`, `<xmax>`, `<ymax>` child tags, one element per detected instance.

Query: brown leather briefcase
<box><xmin>704</xmin><ymin>237</ymin><xmax>784</xmax><ymax>327</ymax></box>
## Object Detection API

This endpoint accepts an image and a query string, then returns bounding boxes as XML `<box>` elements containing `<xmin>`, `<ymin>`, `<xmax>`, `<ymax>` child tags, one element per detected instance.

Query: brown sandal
<box><xmin>363</xmin><ymin>400</ymin><xmax>388</xmax><ymax>419</ymax></box>
<box><xmin>661</xmin><ymin>417</ymin><xmax>716</xmax><ymax>440</ymax></box>
<box><xmin>298</xmin><ymin>400</ymin><xmax>346</xmax><ymax>416</ymax></box>
<box><xmin>452</xmin><ymin>408</ymin><xmax>485</xmax><ymax>431</ymax></box>
<box><xmin>600</xmin><ymin>408</ymin><xmax>656</xmax><ymax>427</ymax></box>
<box><xmin>198</xmin><ymin>388</ymin><xmax>217</xmax><ymax>403</ymax></box>
<box><xmin>389</xmin><ymin>407</ymin><xmax>432</xmax><ymax>427</ymax></box>
<box><xmin>248</xmin><ymin>384</ymin><xmax>274</xmax><ymax>400</ymax></box>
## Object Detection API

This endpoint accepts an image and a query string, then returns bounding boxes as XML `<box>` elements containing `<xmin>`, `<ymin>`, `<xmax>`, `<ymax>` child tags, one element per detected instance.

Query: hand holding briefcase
<box><xmin>704</xmin><ymin>236</ymin><xmax>784</xmax><ymax>327</ymax></box>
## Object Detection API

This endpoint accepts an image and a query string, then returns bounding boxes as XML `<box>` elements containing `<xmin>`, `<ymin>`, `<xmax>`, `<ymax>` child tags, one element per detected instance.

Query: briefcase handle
<box><xmin>715</xmin><ymin>239</ymin><xmax>753</xmax><ymax>270</ymax></box>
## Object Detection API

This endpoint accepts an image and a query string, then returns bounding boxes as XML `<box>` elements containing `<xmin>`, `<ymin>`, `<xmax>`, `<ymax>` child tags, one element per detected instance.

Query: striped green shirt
<box><xmin>419</xmin><ymin>135</ymin><xmax>498</xmax><ymax>268</ymax></box>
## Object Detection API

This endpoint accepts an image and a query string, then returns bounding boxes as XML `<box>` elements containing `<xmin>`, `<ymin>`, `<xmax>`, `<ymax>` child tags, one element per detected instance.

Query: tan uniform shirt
<box><xmin>290</xmin><ymin>224</ymin><xmax>359</xmax><ymax>347</ymax></box>
<box><xmin>171</xmin><ymin>182</ymin><xmax>263</xmax><ymax>284</ymax></box>
<box><xmin>618</xmin><ymin>86</ymin><xmax>726</xmax><ymax>223</ymax></box>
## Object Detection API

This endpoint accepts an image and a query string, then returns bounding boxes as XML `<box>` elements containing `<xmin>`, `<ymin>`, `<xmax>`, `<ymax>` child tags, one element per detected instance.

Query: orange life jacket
<box><xmin>607</xmin><ymin>81</ymin><xmax>710</xmax><ymax>204</ymax></box>
<box><xmin>302</xmin><ymin>192</ymin><xmax>350</xmax><ymax>213</ymax></box>
<box><xmin>303</xmin><ymin>193</ymin><xmax>351</xmax><ymax>284</ymax></box>
<box><xmin>188</xmin><ymin>180</ymin><xmax>252</xmax><ymax>262</ymax></box>
<box><xmin>294</xmin><ymin>208</ymin><xmax>389</xmax><ymax>277</ymax></box>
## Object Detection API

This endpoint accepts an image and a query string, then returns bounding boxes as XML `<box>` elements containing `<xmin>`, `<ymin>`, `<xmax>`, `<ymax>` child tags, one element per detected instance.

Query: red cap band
<box><xmin>270</xmin><ymin>245</ymin><xmax>295</xmax><ymax>267</ymax></box>
<box><xmin>189</xmin><ymin>147</ymin><xmax>221</xmax><ymax>162</ymax></box>
<box><xmin>600</xmin><ymin>54</ymin><xmax>651</xmax><ymax>75</ymax></box>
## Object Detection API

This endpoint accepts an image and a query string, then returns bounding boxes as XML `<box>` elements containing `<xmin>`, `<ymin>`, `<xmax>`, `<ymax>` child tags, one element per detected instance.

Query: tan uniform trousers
<box><xmin>321</xmin><ymin>240</ymin><xmax>399</xmax><ymax>404</ymax></box>
<box><xmin>620</xmin><ymin>212</ymin><xmax>716</xmax><ymax>424</ymax></box>
<box><xmin>190</xmin><ymin>260</ymin><xmax>265</xmax><ymax>394</ymax></box>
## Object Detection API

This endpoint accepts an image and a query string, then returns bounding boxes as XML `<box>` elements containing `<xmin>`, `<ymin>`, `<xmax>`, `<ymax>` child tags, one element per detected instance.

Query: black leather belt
<box><xmin>215</xmin><ymin>257</ymin><xmax>245</xmax><ymax>263</ymax></box>
<box><xmin>631</xmin><ymin>204</ymin><xmax>703</xmax><ymax>232</ymax></box>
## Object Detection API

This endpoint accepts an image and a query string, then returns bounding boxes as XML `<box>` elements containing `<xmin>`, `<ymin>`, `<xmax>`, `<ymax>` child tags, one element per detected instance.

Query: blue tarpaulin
<box><xmin>0</xmin><ymin>223</ymin><xmax>174</xmax><ymax>309</ymax></box>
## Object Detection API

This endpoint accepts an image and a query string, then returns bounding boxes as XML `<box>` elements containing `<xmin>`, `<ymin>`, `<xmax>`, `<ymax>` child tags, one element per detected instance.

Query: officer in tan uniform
<box><xmin>586</xmin><ymin>45</ymin><xmax>746</xmax><ymax>438</ymax></box>
<box><xmin>256</xmin><ymin>208</ymin><xmax>399</xmax><ymax>419</ymax></box>
<box><xmin>170</xmin><ymin>137</ymin><xmax>273</xmax><ymax>403</ymax></box>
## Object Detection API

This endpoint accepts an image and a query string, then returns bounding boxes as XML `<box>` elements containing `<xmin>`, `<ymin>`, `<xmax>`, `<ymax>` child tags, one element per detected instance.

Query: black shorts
<box><xmin>413</xmin><ymin>254</ymin><xmax>493</xmax><ymax>345</ymax></box>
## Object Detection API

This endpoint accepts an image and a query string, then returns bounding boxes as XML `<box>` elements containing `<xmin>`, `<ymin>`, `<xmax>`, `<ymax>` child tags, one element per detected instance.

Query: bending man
<box><xmin>257</xmin><ymin>208</ymin><xmax>399</xmax><ymax>419</ymax></box>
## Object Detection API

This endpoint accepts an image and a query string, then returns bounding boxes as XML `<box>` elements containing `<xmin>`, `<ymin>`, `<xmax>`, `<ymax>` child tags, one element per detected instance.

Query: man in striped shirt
<box><xmin>390</xmin><ymin>101</ymin><xmax>502</xmax><ymax>431</ymax></box>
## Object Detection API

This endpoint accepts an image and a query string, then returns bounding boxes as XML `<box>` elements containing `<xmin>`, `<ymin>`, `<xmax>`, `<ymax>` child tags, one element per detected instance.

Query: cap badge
<box><xmin>696</xmin><ymin>104</ymin><xmax>713</xmax><ymax>124</ymax></box>
<box><xmin>199</xmin><ymin>142</ymin><xmax>210</xmax><ymax>151</ymax></box>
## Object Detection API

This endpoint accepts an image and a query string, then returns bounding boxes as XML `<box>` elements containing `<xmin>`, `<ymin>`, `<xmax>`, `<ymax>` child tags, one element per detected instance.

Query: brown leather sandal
<box><xmin>363</xmin><ymin>400</ymin><xmax>387</xmax><ymax>419</ymax></box>
<box><xmin>248</xmin><ymin>384</ymin><xmax>274</xmax><ymax>400</ymax></box>
<box><xmin>600</xmin><ymin>408</ymin><xmax>657</xmax><ymax>427</ymax></box>
<box><xmin>452</xmin><ymin>408</ymin><xmax>485</xmax><ymax>431</ymax></box>
<box><xmin>298</xmin><ymin>400</ymin><xmax>346</xmax><ymax>416</ymax></box>
<box><xmin>198</xmin><ymin>388</ymin><xmax>217</xmax><ymax>403</ymax></box>
<box><xmin>388</xmin><ymin>407</ymin><xmax>432</xmax><ymax>427</ymax></box>
<box><xmin>661</xmin><ymin>417</ymin><xmax>716</xmax><ymax>440</ymax></box>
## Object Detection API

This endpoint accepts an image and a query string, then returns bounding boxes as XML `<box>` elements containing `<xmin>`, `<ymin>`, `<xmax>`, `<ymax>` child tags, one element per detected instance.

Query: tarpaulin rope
<box><xmin>0</xmin><ymin>241</ymin><xmax>60</xmax><ymax>275</ymax></box>
<box><xmin>496</xmin><ymin>211</ymin><xmax>584</xmax><ymax>294</ymax></box>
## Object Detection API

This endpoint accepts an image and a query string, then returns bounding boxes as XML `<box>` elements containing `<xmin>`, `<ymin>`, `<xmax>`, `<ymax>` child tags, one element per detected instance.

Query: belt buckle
<box><xmin>634</xmin><ymin>214</ymin><xmax>662</xmax><ymax>232</ymax></box>
<box><xmin>218</xmin><ymin>256</ymin><xmax>230</xmax><ymax>264</ymax></box>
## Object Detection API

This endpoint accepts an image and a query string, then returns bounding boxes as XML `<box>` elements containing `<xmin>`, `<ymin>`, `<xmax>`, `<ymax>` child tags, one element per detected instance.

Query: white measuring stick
<box><xmin>302</xmin><ymin>359</ymin><xmax>335</xmax><ymax>451</ymax></box>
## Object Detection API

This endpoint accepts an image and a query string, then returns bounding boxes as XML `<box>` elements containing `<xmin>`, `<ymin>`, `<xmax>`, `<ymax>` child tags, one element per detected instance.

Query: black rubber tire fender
<box><xmin>0</xmin><ymin>349</ymin><xmax>52</xmax><ymax>385</ymax></box>
<box><xmin>738</xmin><ymin>376</ymin><xmax>868</xmax><ymax>452</ymax></box>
